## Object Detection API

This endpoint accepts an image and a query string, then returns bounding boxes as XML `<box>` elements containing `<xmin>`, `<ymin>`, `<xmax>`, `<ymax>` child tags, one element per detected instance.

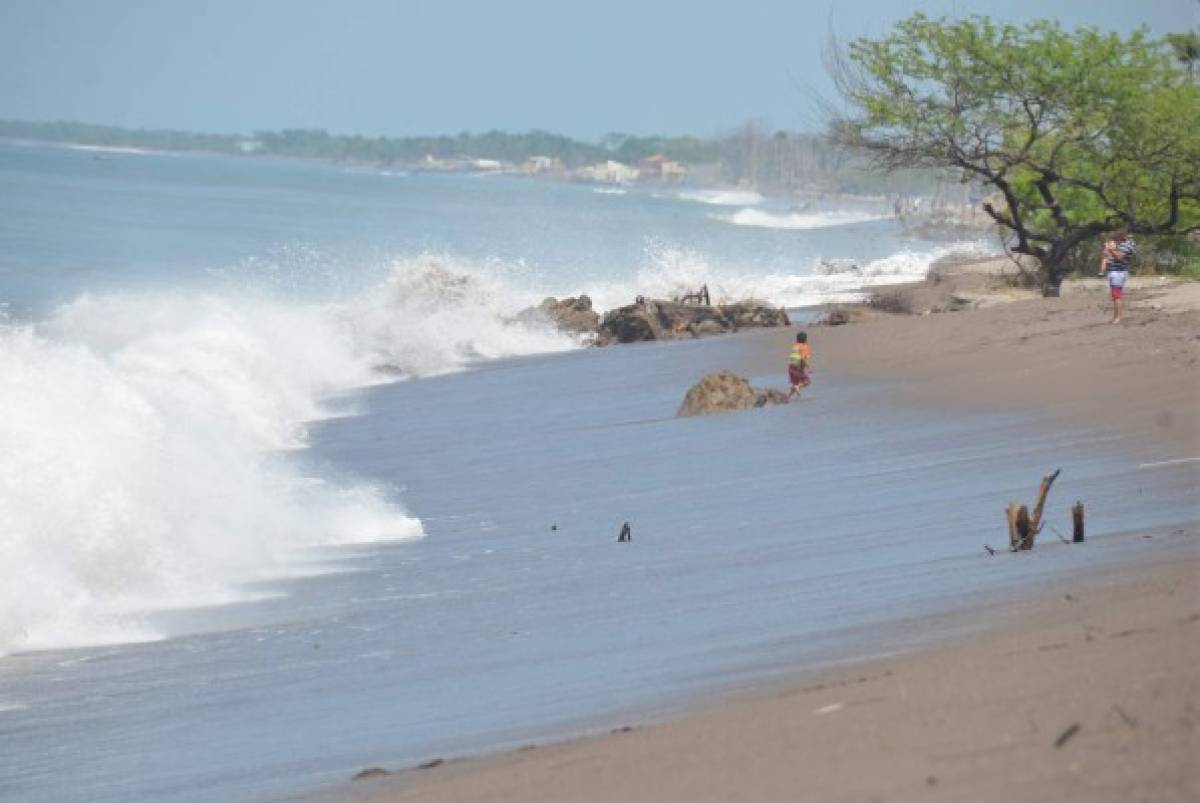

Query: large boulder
<box><xmin>676</xmin><ymin>371</ymin><xmax>790</xmax><ymax>417</ymax></box>
<box><xmin>718</xmin><ymin>301</ymin><xmax>791</xmax><ymax>329</ymax></box>
<box><xmin>517</xmin><ymin>295</ymin><xmax>600</xmax><ymax>335</ymax></box>
<box><xmin>595</xmin><ymin>300</ymin><xmax>666</xmax><ymax>344</ymax></box>
<box><xmin>595</xmin><ymin>299</ymin><xmax>789</xmax><ymax>346</ymax></box>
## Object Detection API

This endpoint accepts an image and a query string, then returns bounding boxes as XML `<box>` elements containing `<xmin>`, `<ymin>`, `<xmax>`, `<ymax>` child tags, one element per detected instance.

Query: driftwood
<box><xmin>677</xmin><ymin>284</ymin><xmax>711</xmax><ymax>306</ymax></box>
<box><xmin>1007</xmin><ymin>469</ymin><xmax>1061</xmax><ymax>551</ymax></box>
<box><xmin>1072</xmin><ymin>502</ymin><xmax>1085</xmax><ymax>543</ymax></box>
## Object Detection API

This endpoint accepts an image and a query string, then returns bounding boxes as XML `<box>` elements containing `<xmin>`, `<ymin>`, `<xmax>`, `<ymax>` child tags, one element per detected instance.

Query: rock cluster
<box><xmin>676</xmin><ymin>371</ymin><xmax>790</xmax><ymax>418</ymax></box>
<box><xmin>517</xmin><ymin>295</ymin><xmax>601</xmax><ymax>335</ymax></box>
<box><xmin>518</xmin><ymin>294</ymin><xmax>790</xmax><ymax>346</ymax></box>
<box><xmin>593</xmin><ymin>299</ymin><xmax>789</xmax><ymax>346</ymax></box>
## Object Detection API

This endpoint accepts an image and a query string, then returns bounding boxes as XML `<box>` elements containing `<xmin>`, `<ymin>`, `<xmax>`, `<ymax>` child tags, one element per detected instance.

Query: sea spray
<box><xmin>714</xmin><ymin>207</ymin><xmax>887</xmax><ymax>230</ymax></box>
<box><xmin>0</xmin><ymin>260</ymin><xmax>576</xmax><ymax>655</ymax></box>
<box><xmin>677</xmin><ymin>189</ymin><xmax>765</xmax><ymax>206</ymax></box>
<box><xmin>337</xmin><ymin>254</ymin><xmax>579</xmax><ymax>376</ymax></box>
<box><xmin>580</xmin><ymin>241</ymin><xmax>992</xmax><ymax>311</ymax></box>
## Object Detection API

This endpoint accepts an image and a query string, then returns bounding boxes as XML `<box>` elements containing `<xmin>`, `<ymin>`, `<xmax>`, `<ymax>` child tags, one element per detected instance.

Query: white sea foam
<box><xmin>67</xmin><ymin>144</ymin><xmax>156</xmax><ymax>156</ymax></box>
<box><xmin>716</xmin><ymin>207</ymin><xmax>887</xmax><ymax>230</ymax></box>
<box><xmin>678</xmin><ymin>189</ymin><xmax>764</xmax><ymax>206</ymax></box>
<box><xmin>0</xmin><ymin>256</ymin><xmax>575</xmax><ymax>656</ymax></box>
<box><xmin>581</xmin><ymin>241</ymin><xmax>992</xmax><ymax>312</ymax></box>
<box><xmin>592</xmin><ymin>187</ymin><xmax>627</xmax><ymax>196</ymax></box>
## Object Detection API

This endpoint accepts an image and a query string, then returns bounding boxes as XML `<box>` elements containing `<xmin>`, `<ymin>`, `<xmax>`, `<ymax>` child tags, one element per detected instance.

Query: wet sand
<box><xmin>341</xmin><ymin>545</ymin><xmax>1197</xmax><ymax>803</ymax></box>
<box><xmin>333</xmin><ymin>266</ymin><xmax>1199</xmax><ymax>803</ymax></box>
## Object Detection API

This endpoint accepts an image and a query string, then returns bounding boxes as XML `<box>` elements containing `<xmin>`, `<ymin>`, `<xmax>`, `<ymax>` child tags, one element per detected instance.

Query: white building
<box><xmin>580</xmin><ymin>160</ymin><xmax>639</xmax><ymax>184</ymax></box>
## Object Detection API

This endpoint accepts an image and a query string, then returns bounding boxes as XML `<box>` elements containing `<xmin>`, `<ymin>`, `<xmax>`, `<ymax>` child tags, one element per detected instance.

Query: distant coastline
<box><xmin>0</xmin><ymin>117</ymin><xmax>954</xmax><ymax>197</ymax></box>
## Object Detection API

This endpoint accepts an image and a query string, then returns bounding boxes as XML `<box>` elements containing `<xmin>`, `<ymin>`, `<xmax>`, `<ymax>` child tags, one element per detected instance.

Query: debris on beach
<box><xmin>677</xmin><ymin>371</ymin><xmax>789</xmax><ymax>417</ymax></box>
<box><xmin>1007</xmin><ymin>469</ymin><xmax>1061</xmax><ymax>551</ymax></box>
<box><xmin>352</xmin><ymin>767</ymin><xmax>390</xmax><ymax>781</ymax></box>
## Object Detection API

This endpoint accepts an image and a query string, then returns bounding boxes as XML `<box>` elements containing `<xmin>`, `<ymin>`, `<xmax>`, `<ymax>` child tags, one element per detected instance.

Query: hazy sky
<box><xmin>1</xmin><ymin>0</ymin><xmax>1195</xmax><ymax>139</ymax></box>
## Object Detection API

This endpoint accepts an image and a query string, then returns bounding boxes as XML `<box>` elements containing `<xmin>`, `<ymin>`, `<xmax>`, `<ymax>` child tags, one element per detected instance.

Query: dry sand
<box><xmin>331</xmin><ymin>266</ymin><xmax>1199</xmax><ymax>803</ymax></box>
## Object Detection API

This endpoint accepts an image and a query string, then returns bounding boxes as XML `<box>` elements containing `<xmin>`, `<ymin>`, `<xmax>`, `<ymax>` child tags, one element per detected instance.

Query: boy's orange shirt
<box><xmin>789</xmin><ymin>343</ymin><xmax>811</xmax><ymax>366</ymax></box>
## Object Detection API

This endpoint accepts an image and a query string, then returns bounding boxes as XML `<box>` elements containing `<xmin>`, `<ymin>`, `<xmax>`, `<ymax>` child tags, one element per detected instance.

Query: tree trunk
<box><xmin>1039</xmin><ymin>247</ymin><xmax>1070</xmax><ymax>297</ymax></box>
<box><xmin>1029</xmin><ymin>469</ymin><xmax>1061</xmax><ymax>535</ymax></box>
<box><xmin>1008</xmin><ymin>503</ymin><xmax>1032</xmax><ymax>550</ymax></box>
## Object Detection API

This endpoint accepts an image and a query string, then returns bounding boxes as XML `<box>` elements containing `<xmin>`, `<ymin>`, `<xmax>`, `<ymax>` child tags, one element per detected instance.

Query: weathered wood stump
<box><xmin>1007</xmin><ymin>504</ymin><xmax>1032</xmax><ymax>551</ymax></box>
<box><xmin>1007</xmin><ymin>469</ymin><xmax>1061</xmax><ymax>551</ymax></box>
<box><xmin>1072</xmin><ymin>502</ymin><xmax>1085</xmax><ymax>543</ymax></box>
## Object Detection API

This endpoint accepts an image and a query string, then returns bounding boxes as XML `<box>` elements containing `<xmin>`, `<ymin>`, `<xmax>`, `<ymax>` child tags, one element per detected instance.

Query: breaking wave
<box><xmin>716</xmin><ymin>207</ymin><xmax>887</xmax><ymax>230</ymax></box>
<box><xmin>581</xmin><ymin>242</ymin><xmax>992</xmax><ymax>311</ymax></box>
<box><xmin>678</xmin><ymin>189</ymin><xmax>764</xmax><ymax>206</ymax></box>
<box><xmin>0</xmin><ymin>255</ymin><xmax>575</xmax><ymax>656</ymax></box>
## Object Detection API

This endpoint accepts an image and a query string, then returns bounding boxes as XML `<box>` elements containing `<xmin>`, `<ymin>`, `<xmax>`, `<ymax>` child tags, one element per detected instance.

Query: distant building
<box><xmin>637</xmin><ymin>154</ymin><xmax>687</xmax><ymax>183</ymax></box>
<box><xmin>579</xmin><ymin>160</ymin><xmax>639</xmax><ymax>184</ymax></box>
<box><xmin>473</xmin><ymin>159</ymin><xmax>503</xmax><ymax>171</ymax></box>
<box><xmin>523</xmin><ymin>155</ymin><xmax>563</xmax><ymax>174</ymax></box>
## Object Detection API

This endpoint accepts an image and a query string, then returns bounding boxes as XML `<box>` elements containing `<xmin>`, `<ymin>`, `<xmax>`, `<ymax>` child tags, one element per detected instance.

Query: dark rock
<box><xmin>822</xmin><ymin>309</ymin><xmax>851</xmax><ymax>326</ymax></box>
<box><xmin>817</xmin><ymin>258</ymin><xmax>862</xmax><ymax>276</ymax></box>
<box><xmin>517</xmin><ymin>295</ymin><xmax>600</xmax><ymax>335</ymax></box>
<box><xmin>353</xmin><ymin>767</ymin><xmax>390</xmax><ymax>781</ymax></box>
<box><xmin>595</xmin><ymin>298</ymin><xmax>788</xmax><ymax>346</ymax></box>
<box><xmin>718</xmin><ymin>301</ymin><xmax>791</xmax><ymax>329</ymax></box>
<box><xmin>595</xmin><ymin>302</ymin><xmax>663</xmax><ymax>345</ymax></box>
<box><xmin>677</xmin><ymin>371</ymin><xmax>789</xmax><ymax>417</ymax></box>
<box><xmin>754</xmin><ymin>388</ymin><xmax>791</xmax><ymax>407</ymax></box>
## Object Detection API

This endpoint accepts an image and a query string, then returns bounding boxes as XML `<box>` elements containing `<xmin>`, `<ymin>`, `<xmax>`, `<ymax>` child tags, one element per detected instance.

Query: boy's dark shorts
<box><xmin>788</xmin><ymin>365</ymin><xmax>810</xmax><ymax>386</ymax></box>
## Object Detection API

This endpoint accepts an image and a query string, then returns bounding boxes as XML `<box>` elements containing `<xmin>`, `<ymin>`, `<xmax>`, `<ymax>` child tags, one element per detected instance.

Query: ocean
<box><xmin>0</xmin><ymin>141</ymin><xmax>1194</xmax><ymax>803</ymax></box>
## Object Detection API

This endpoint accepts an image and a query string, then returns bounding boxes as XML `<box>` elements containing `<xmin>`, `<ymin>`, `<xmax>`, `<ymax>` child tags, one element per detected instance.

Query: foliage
<box><xmin>0</xmin><ymin>119</ymin><xmax>718</xmax><ymax>169</ymax></box>
<box><xmin>831</xmin><ymin>14</ymin><xmax>1200</xmax><ymax>291</ymax></box>
<box><xmin>1166</xmin><ymin>30</ymin><xmax>1200</xmax><ymax>79</ymax></box>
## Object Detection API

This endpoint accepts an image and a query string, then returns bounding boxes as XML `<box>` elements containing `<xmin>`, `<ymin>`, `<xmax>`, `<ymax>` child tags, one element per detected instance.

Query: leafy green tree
<box><xmin>1166</xmin><ymin>31</ymin><xmax>1200</xmax><ymax>79</ymax></box>
<box><xmin>830</xmin><ymin>15</ymin><xmax>1200</xmax><ymax>293</ymax></box>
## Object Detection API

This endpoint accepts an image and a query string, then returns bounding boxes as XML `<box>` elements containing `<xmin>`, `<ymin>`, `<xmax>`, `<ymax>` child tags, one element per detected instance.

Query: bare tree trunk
<box><xmin>1007</xmin><ymin>469</ymin><xmax>1061</xmax><ymax>551</ymax></box>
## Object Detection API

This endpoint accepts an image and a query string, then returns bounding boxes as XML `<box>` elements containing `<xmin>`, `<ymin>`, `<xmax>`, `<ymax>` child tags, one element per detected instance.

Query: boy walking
<box><xmin>787</xmin><ymin>331</ymin><xmax>811</xmax><ymax>401</ymax></box>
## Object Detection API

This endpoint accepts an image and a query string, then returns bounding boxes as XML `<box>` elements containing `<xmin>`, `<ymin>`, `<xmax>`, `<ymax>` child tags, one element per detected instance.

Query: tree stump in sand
<box><xmin>1007</xmin><ymin>504</ymin><xmax>1032</xmax><ymax>551</ymax></box>
<box><xmin>1072</xmin><ymin>502</ymin><xmax>1085</xmax><ymax>543</ymax></box>
<box><xmin>1007</xmin><ymin>469</ymin><xmax>1061</xmax><ymax>551</ymax></box>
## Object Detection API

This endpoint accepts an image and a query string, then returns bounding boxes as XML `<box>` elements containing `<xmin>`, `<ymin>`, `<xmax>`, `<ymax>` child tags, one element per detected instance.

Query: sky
<box><xmin>1</xmin><ymin>0</ymin><xmax>1195</xmax><ymax>140</ymax></box>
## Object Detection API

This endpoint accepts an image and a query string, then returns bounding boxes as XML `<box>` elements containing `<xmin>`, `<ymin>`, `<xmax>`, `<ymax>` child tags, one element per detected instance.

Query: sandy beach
<box><xmin>332</xmin><ymin>263</ymin><xmax>1199</xmax><ymax>803</ymax></box>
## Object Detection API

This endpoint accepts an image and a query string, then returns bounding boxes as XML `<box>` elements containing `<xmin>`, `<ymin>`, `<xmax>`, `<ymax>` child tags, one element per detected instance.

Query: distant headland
<box><xmin>0</xmin><ymin>118</ymin><xmax>944</xmax><ymax>196</ymax></box>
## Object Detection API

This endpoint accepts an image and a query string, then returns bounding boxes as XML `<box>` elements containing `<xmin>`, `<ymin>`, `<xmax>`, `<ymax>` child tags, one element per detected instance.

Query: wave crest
<box><xmin>0</xmin><ymin>256</ymin><xmax>578</xmax><ymax>655</ymax></box>
<box><xmin>716</xmin><ymin>208</ymin><xmax>886</xmax><ymax>230</ymax></box>
<box><xmin>678</xmin><ymin>189</ymin><xmax>764</xmax><ymax>206</ymax></box>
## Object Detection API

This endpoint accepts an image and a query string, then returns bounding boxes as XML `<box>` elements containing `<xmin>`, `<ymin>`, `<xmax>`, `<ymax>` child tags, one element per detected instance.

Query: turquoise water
<box><xmin>0</xmin><ymin>141</ymin><xmax>1194</xmax><ymax>803</ymax></box>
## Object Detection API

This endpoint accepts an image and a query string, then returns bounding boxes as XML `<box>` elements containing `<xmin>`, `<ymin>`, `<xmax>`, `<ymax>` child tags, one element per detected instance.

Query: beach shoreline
<box><xmin>331</xmin><ymin>539</ymin><xmax>1197</xmax><ymax>803</ymax></box>
<box><xmin>321</xmin><ymin>261</ymin><xmax>1198</xmax><ymax>802</ymax></box>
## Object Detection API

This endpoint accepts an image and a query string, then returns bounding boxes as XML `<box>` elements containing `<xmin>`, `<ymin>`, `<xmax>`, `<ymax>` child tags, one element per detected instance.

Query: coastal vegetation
<box><xmin>829</xmin><ymin>15</ymin><xmax>1200</xmax><ymax>293</ymax></box>
<box><xmin>0</xmin><ymin>117</ymin><xmax>930</xmax><ymax>195</ymax></box>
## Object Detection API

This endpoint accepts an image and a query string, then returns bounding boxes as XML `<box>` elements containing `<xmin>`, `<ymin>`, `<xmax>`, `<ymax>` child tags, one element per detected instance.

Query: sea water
<box><xmin>0</xmin><ymin>141</ymin><xmax>1195</xmax><ymax>803</ymax></box>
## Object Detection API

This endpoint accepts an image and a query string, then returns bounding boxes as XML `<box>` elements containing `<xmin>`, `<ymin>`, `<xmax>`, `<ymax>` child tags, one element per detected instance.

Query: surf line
<box><xmin>1137</xmin><ymin>457</ymin><xmax>1200</xmax><ymax>469</ymax></box>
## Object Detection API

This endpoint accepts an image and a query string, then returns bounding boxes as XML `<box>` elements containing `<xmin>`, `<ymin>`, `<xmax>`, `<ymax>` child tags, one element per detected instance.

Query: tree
<box><xmin>829</xmin><ymin>15</ymin><xmax>1200</xmax><ymax>294</ymax></box>
<box><xmin>1166</xmin><ymin>31</ymin><xmax>1200</xmax><ymax>80</ymax></box>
